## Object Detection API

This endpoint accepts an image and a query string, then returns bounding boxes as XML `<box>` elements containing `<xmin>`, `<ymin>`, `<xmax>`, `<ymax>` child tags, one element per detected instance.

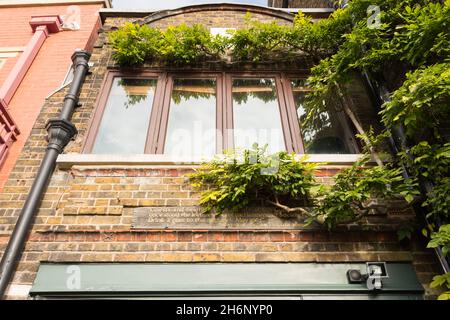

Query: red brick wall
<box><xmin>0</xmin><ymin>3</ymin><xmax>104</xmax><ymax>190</ymax></box>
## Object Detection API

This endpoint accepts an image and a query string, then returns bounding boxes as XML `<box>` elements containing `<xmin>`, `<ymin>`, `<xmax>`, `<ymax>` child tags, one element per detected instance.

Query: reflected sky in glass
<box><xmin>92</xmin><ymin>78</ymin><xmax>156</xmax><ymax>154</ymax></box>
<box><xmin>232</xmin><ymin>78</ymin><xmax>285</xmax><ymax>153</ymax></box>
<box><xmin>111</xmin><ymin>0</ymin><xmax>267</xmax><ymax>10</ymax></box>
<box><xmin>164</xmin><ymin>78</ymin><xmax>217</xmax><ymax>157</ymax></box>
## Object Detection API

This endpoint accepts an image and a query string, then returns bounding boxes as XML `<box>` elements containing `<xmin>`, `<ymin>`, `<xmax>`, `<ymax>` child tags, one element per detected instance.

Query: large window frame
<box><xmin>84</xmin><ymin>70</ymin><xmax>359</xmax><ymax>155</ymax></box>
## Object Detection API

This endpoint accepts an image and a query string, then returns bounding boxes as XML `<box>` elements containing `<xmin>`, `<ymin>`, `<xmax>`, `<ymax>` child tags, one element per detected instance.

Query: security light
<box><xmin>346</xmin><ymin>269</ymin><xmax>363</xmax><ymax>284</ymax></box>
<box><xmin>346</xmin><ymin>262</ymin><xmax>389</xmax><ymax>290</ymax></box>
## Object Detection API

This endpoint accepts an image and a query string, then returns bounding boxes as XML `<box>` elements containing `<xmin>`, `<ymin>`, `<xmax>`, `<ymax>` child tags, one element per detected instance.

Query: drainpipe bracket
<box><xmin>45</xmin><ymin>119</ymin><xmax>78</xmax><ymax>153</ymax></box>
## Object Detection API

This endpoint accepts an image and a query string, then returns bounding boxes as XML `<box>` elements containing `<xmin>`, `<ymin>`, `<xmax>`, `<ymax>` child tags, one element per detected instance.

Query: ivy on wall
<box><xmin>109</xmin><ymin>0</ymin><xmax>450</xmax><ymax>299</ymax></box>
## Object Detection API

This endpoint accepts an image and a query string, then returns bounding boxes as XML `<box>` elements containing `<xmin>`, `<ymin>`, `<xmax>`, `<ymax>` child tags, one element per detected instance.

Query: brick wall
<box><xmin>0</xmin><ymin>6</ymin><xmax>443</xmax><ymax>299</ymax></box>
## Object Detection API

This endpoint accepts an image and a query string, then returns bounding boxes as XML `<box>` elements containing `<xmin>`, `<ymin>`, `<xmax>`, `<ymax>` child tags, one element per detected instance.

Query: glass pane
<box><xmin>92</xmin><ymin>77</ymin><xmax>157</xmax><ymax>154</ymax></box>
<box><xmin>292</xmin><ymin>79</ymin><xmax>354</xmax><ymax>154</ymax></box>
<box><xmin>232</xmin><ymin>78</ymin><xmax>285</xmax><ymax>153</ymax></box>
<box><xmin>164</xmin><ymin>78</ymin><xmax>216</xmax><ymax>157</ymax></box>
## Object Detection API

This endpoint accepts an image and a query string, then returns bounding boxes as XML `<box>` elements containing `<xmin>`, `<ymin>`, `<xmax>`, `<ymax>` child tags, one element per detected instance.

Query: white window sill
<box><xmin>56</xmin><ymin>153</ymin><xmax>371</xmax><ymax>169</ymax></box>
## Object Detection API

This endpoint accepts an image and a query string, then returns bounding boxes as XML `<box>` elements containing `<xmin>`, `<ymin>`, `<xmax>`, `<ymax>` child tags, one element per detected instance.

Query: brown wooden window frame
<box><xmin>84</xmin><ymin>70</ymin><xmax>166</xmax><ymax>154</ymax></box>
<box><xmin>155</xmin><ymin>72</ymin><xmax>224</xmax><ymax>155</ymax></box>
<box><xmin>84</xmin><ymin>70</ymin><xmax>359</xmax><ymax>155</ymax></box>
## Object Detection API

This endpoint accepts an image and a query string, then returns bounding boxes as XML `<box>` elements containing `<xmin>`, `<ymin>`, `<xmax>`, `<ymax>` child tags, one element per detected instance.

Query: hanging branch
<box><xmin>335</xmin><ymin>82</ymin><xmax>385</xmax><ymax>167</ymax></box>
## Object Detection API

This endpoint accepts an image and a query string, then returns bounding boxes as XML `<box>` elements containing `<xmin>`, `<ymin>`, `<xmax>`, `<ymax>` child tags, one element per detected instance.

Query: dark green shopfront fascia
<box><xmin>30</xmin><ymin>262</ymin><xmax>424</xmax><ymax>300</ymax></box>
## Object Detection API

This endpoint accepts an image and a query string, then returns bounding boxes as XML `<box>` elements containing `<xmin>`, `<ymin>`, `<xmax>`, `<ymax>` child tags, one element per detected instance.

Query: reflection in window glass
<box><xmin>164</xmin><ymin>79</ymin><xmax>216</xmax><ymax>157</ymax></box>
<box><xmin>232</xmin><ymin>78</ymin><xmax>285</xmax><ymax>153</ymax></box>
<box><xmin>292</xmin><ymin>79</ymin><xmax>353</xmax><ymax>154</ymax></box>
<box><xmin>92</xmin><ymin>78</ymin><xmax>157</xmax><ymax>154</ymax></box>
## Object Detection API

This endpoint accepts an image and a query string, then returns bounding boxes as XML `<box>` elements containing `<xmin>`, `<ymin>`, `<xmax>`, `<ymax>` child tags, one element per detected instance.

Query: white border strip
<box><xmin>57</xmin><ymin>153</ymin><xmax>366</xmax><ymax>168</ymax></box>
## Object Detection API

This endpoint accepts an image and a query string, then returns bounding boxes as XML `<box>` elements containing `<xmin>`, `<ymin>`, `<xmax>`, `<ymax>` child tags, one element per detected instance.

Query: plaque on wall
<box><xmin>132</xmin><ymin>206</ymin><xmax>308</xmax><ymax>230</ymax></box>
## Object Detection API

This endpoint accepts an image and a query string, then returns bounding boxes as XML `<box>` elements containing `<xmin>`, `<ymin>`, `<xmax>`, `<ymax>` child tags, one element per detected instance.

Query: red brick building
<box><xmin>0</xmin><ymin>3</ymin><xmax>442</xmax><ymax>299</ymax></box>
<box><xmin>0</xmin><ymin>0</ymin><xmax>111</xmax><ymax>190</ymax></box>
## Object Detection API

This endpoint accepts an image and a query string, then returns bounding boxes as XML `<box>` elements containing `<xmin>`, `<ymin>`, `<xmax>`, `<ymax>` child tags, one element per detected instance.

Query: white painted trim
<box><xmin>57</xmin><ymin>153</ymin><xmax>367</xmax><ymax>169</ymax></box>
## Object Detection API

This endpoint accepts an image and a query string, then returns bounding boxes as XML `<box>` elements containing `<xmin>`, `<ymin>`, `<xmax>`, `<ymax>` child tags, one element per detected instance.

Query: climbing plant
<box><xmin>109</xmin><ymin>22</ymin><xmax>226</xmax><ymax>65</ymax></box>
<box><xmin>189</xmin><ymin>146</ymin><xmax>318</xmax><ymax>215</ymax></box>
<box><xmin>299</xmin><ymin>0</ymin><xmax>450</xmax><ymax>299</ymax></box>
<box><xmin>189</xmin><ymin>145</ymin><xmax>418</xmax><ymax>229</ymax></box>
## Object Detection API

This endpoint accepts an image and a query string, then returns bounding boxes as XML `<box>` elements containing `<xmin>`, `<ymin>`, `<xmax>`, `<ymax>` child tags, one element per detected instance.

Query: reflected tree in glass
<box><xmin>164</xmin><ymin>78</ymin><xmax>217</xmax><ymax>157</ymax></box>
<box><xmin>232</xmin><ymin>78</ymin><xmax>285</xmax><ymax>153</ymax></box>
<box><xmin>292</xmin><ymin>79</ymin><xmax>352</xmax><ymax>154</ymax></box>
<box><xmin>92</xmin><ymin>77</ymin><xmax>157</xmax><ymax>154</ymax></box>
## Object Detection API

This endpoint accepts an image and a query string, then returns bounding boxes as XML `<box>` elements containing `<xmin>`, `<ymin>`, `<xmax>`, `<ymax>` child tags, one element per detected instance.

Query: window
<box><xmin>289</xmin><ymin>79</ymin><xmax>358</xmax><ymax>154</ymax></box>
<box><xmin>231</xmin><ymin>78</ymin><xmax>285</xmax><ymax>154</ymax></box>
<box><xmin>89</xmin><ymin>77</ymin><xmax>158</xmax><ymax>154</ymax></box>
<box><xmin>162</xmin><ymin>78</ymin><xmax>217</xmax><ymax>157</ymax></box>
<box><xmin>85</xmin><ymin>71</ymin><xmax>359</xmax><ymax>156</ymax></box>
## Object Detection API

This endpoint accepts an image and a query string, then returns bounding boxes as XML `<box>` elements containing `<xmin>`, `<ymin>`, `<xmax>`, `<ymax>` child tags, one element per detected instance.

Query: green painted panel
<box><xmin>30</xmin><ymin>262</ymin><xmax>423</xmax><ymax>295</ymax></box>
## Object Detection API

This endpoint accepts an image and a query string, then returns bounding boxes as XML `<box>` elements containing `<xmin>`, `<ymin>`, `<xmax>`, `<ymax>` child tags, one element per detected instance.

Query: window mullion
<box><xmin>216</xmin><ymin>73</ymin><xmax>224</xmax><ymax>154</ymax></box>
<box><xmin>275</xmin><ymin>75</ymin><xmax>296</xmax><ymax>154</ymax></box>
<box><xmin>154</xmin><ymin>74</ymin><xmax>172</xmax><ymax>154</ymax></box>
<box><xmin>144</xmin><ymin>73</ymin><xmax>166</xmax><ymax>154</ymax></box>
<box><xmin>282</xmin><ymin>75</ymin><xmax>306</xmax><ymax>154</ymax></box>
<box><xmin>224</xmin><ymin>73</ymin><xmax>234</xmax><ymax>151</ymax></box>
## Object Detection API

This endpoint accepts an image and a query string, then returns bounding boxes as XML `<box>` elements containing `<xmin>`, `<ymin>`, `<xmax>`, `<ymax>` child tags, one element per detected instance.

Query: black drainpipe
<box><xmin>0</xmin><ymin>49</ymin><xmax>91</xmax><ymax>298</ymax></box>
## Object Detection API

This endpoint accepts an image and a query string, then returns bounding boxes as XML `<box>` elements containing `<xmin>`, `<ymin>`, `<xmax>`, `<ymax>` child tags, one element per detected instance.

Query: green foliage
<box><xmin>427</xmin><ymin>224</ymin><xmax>450</xmax><ymax>257</ymax></box>
<box><xmin>305</xmin><ymin>0</ymin><xmax>450</xmax><ymax>120</ymax></box>
<box><xmin>431</xmin><ymin>272</ymin><xmax>450</xmax><ymax>300</ymax></box>
<box><xmin>400</xmin><ymin>142</ymin><xmax>450</xmax><ymax>219</ymax></box>
<box><xmin>109</xmin><ymin>1</ymin><xmax>449</xmax><ymax>70</ymax></box>
<box><xmin>381</xmin><ymin>63</ymin><xmax>450</xmax><ymax>137</ymax></box>
<box><xmin>109</xmin><ymin>10</ymin><xmax>354</xmax><ymax>65</ymax></box>
<box><xmin>297</xmin><ymin>2</ymin><xmax>450</xmax><ymax>288</ymax></box>
<box><xmin>109</xmin><ymin>23</ymin><xmax>162</xmax><ymax>65</ymax></box>
<box><xmin>159</xmin><ymin>24</ymin><xmax>225</xmax><ymax>64</ymax></box>
<box><xmin>428</xmin><ymin>224</ymin><xmax>450</xmax><ymax>300</ymax></box>
<box><xmin>109</xmin><ymin>22</ymin><xmax>225</xmax><ymax>65</ymax></box>
<box><xmin>423</xmin><ymin>180</ymin><xmax>450</xmax><ymax>220</ymax></box>
<box><xmin>407</xmin><ymin>142</ymin><xmax>450</xmax><ymax>182</ymax></box>
<box><xmin>230</xmin><ymin>14</ymin><xmax>290</xmax><ymax>62</ymax></box>
<box><xmin>189</xmin><ymin>145</ymin><xmax>317</xmax><ymax>214</ymax></box>
<box><xmin>393</xmin><ymin>1</ymin><xmax>450</xmax><ymax>66</ymax></box>
<box><xmin>190</xmin><ymin>147</ymin><xmax>418</xmax><ymax>229</ymax></box>
<box><xmin>398</xmin><ymin>223</ymin><xmax>416</xmax><ymax>241</ymax></box>
<box><xmin>310</xmin><ymin>155</ymin><xmax>418</xmax><ymax>229</ymax></box>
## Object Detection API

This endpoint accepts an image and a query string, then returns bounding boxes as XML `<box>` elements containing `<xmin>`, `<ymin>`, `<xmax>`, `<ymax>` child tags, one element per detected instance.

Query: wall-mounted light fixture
<box><xmin>347</xmin><ymin>262</ymin><xmax>389</xmax><ymax>290</ymax></box>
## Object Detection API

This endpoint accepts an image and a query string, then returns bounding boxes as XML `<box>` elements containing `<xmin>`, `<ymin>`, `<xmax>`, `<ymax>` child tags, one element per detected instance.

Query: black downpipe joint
<box><xmin>0</xmin><ymin>49</ymin><xmax>91</xmax><ymax>298</ymax></box>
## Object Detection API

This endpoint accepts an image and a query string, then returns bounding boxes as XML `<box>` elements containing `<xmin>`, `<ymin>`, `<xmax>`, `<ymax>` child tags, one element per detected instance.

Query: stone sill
<box><xmin>56</xmin><ymin>153</ymin><xmax>368</xmax><ymax>169</ymax></box>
